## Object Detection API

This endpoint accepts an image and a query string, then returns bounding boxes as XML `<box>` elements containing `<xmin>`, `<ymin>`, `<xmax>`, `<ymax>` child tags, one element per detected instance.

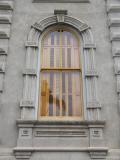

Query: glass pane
<box><xmin>51</xmin><ymin>32</ymin><xmax>54</xmax><ymax>45</ymax></box>
<box><xmin>68</xmin><ymin>73</ymin><xmax>72</xmax><ymax>94</ymax></box>
<box><xmin>49</xmin><ymin>94</ymin><xmax>53</xmax><ymax>116</ymax></box>
<box><xmin>68</xmin><ymin>95</ymin><xmax>72</xmax><ymax>116</ymax></box>
<box><xmin>42</xmin><ymin>30</ymin><xmax>80</xmax><ymax>69</ymax></box>
<box><xmin>62</xmin><ymin>72</ymin><xmax>65</xmax><ymax>94</ymax></box>
<box><xmin>62</xmin><ymin>95</ymin><xmax>66</xmax><ymax>116</ymax></box>
<box><xmin>50</xmin><ymin>48</ymin><xmax>54</xmax><ymax>67</ymax></box>
<box><xmin>40</xmin><ymin>29</ymin><xmax>83</xmax><ymax>118</ymax></box>
<box><xmin>67</xmin><ymin>48</ymin><xmax>71</xmax><ymax>68</ymax></box>
<box><xmin>40</xmin><ymin>71</ymin><xmax>82</xmax><ymax>117</ymax></box>
<box><xmin>62</xmin><ymin>48</ymin><xmax>65</xmax><ymax>67</ymax></box>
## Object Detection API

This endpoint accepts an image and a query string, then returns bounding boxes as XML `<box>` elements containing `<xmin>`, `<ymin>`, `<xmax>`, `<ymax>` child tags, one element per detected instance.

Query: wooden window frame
<box><xmin>38</xmin><ymin>26</ymin><xmax>84</xmax><ymax>121</ymax></box>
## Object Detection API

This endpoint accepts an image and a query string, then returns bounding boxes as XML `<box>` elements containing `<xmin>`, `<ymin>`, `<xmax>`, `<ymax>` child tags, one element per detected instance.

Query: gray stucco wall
<box><xmin>0</xmin><ymin>0</ymin><xmax>120</xmax><ymax>159</ymax></box>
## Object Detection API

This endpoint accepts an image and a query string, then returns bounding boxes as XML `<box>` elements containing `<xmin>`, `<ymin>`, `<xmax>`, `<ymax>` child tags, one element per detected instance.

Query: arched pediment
<box><xmin>27</xmin><ymin>14</ymin><xmax>93</xmax><ymax>45</ymax></box>
<box><xmin>22</xmin><ymin>12</ymin><xmax>101</xmax><ymax>122</ymax></box>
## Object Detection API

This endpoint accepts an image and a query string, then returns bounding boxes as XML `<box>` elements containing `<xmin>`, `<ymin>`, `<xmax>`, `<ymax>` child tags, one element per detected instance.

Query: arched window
<box><xmin>38</xmin><ymin>27</ymin><xmax>83</xmax><ymax>119</ymax></box>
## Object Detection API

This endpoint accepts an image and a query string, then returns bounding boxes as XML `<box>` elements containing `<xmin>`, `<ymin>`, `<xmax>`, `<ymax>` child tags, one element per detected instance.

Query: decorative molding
<box><xmin>34</xmin><ymin>128</ymin><xmax>88</xmax><ymax>137</ymax></box>
<box><xmin>20</xmin><ymin>100</ymin><xmax>35</xmax><ymax>108</ymax></box>
<box><xmin>14</xmin><ymin>151</ymin><xmax>31</xmax><ymax>160</ymax></box>
<box><xmin>91</xmin><ymin>129</ymin><xmax>103</xmax><ymax>138</ymax></box>
<box><xmin>14</xmin><ymin>120</ymin><xmax>106</xmax><ymax>154</ymax></box>
<box><xmin>112</xmin><ymin>48</ymin><xmax>120</xmax><ymax>57</ymax></box>
<box><xmin>21</xmin><ymin>14</ymin><xmax>100</xmax><ymax>123</ymax></box>
<box><xmin>89</xmin><ymin>151</ymin><xmax>108</xmax><ymax>159</ymax></box>
<box><xmin>0</xmin><ymin>1</ymin><xmax>13</xmax><ymax>10</ymax></box>
<box><xmin>109</xmin><ymin>18</ymin><xmax>120</xmax><ymax>27</ymax></box>
<box><xmin>106</xmin><ymin>1</ymin><xmax>120</xmax><ymax>116</ymax></box>
<box><xmin>107</xmin><ymin>4</ymin><xmax>120</xmax><ymax>13</ymax></box>
<box><xmin>23</xmin><ymin>69</ymin><xmax>37</xmax><ymax>76</ymax></box>
<box><xmin>0</xmin><ymin>74</ymin><xmax>4</xmax><ymax>92</ymax></box>
<box><xmin>87</xmin><ymin>101</ymin><xmax>101</xmax><ymax>109</ymax></box>
<box><xmin>25</xmin><ymin>41</ymin><xmax>38</xmax><ymax>48</ymax></box>
<box><xmin>110</xmin><ymin>32</ymin><xmax>120</xmax><ymax>41</ymax></box>
<box><xmin>0</xmin><ymin>1</ymin><xmax>14</xmax><ymax>95</ymax></box>
<box><xmin>84</xmin><ymin>43</ymin><xmax>96</xmax><ymax>49</ymax></box>
<box><xmin>54</xmin><ymin>10</ymin><xmax>68</xmax><ymax>23</ymax></box>
<box><xmin>0</xmin><ymin>62</ymin><xmax>6</xmax><ymax>73</ymax></box>
<box><xmin>0</xmin><ymin>15</ymin><xmax>12</xmax><ymax>24</ymax></box>
<box><xmin>54</xmin><ymin>10</ymin><xmax>68</xmax><ymax>15</ymax></box>
<box><xmin>33</xmin><ymin>0</ymin><xmax>90</xmax><ymax>3</ymax></box>
<box><xmin>85</xmin><ymin>70</ymin><xmax>98</xmax><ymax>77</ymax></box>
<box><xmin>31</xmin><ymin>23</ymin><xmax>43</xmax><ymax>32</ymax></box>
<box><xmin>14</xmin><ymin>147</ymin><xmax>108</xmax><ymax>152</ymax></box>
<box><xmin>0</xmin><ymin>29</ymin><xmax>10</xmax><ymax>39</ymax></box>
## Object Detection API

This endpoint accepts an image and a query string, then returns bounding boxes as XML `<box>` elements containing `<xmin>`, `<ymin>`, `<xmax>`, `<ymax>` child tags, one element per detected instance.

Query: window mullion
<box><xmin>53</xmin><ymin>73</ymin><xmax>56</xmax><ymax>116</ymax></box>
<box><xmin>60</xmin><ymin>31</ymin><xmax>62</xmax><ymax>116</ymax></box>
<box><xmin>66</xmin><ymin>73</ymin><xmax>68</xmax><ymax>116</ymax></box>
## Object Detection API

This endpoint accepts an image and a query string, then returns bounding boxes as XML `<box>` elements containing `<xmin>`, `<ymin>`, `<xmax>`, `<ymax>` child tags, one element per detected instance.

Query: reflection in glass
<box><xmin>40</xmin><ymin>29</ymin><xmax>83</xmax><ymax>118</ymax></box>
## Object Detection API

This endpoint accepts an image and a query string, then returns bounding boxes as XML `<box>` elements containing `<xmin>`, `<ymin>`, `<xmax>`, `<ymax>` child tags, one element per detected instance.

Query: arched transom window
<box><xmin>38</xmin><ymin>27</ymin><xmax>83</xmax><ymax>119</ymax></box>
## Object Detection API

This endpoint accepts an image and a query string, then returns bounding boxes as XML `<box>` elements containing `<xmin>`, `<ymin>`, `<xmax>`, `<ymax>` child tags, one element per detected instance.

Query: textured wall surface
<box><xmin>0</xmin><ymin>0</ymin><xmax>119</xmax><ymax>159</ymax></box>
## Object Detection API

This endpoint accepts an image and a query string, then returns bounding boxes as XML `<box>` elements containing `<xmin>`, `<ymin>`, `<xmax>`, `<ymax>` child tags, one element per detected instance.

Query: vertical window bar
<box><xmin>60</xmin><ymin>72</ymin><xmax>62</xmax><ymax>116</ymax></box>
<box><xmin>56</xmin><ymin>73</ymin><xmax>60</xmax><ymax>116</ymax></box>
<box><xmin>53</xmin><ymin>73</ymin><xmax>56</xmax><ymax>116</ymax></box>
<box><xmin>49</xmin><ymin>72</ymin><xmax>54</xmax><ymax>116</ymax></box>
<box><xmin>66</xmin><ymin>73</ymin><xmax>68</xmax><ymax>116</ymax></box>
<box><xmin>72</xmin><ymin>72</ymin><xmax>75</xmax><ymax>116</ymax></box>
<box><xmin>46</xmin><ymin>74</ymin><xmax>49</xmax><ymax>116</ymax></box>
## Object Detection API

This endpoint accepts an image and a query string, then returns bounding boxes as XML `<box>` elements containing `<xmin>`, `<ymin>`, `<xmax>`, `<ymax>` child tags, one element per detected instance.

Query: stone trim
<box><xmin>85</xmin><ymin>71</ymin><xmax>98</xmax><ymax>77</ymax></box>
<box><xmin>108</xmin><ymin>18</ymin><xmax>120</xmax><ymax>27</ymax></box>
<box><xmin>0</xmin><ymin>29</ymin><xmax>10</xmax><ymax>39</ymax></box>
<box><xmin>110</xmin><ymin>32</ymin><xmax>120</xmax><ymax>41</ymax></box>
<box><xmin>25</xmin><ymin>41</ymin><xmax>38</xmax><ymax>48</ymax></box>
<box><xmin>54</xmin><ymin>10</ymin><xmax>68</xmax><ymax>15</ymax></box>
<box><xmin>0</xmin><ymin>15</ymin><xmax>12</xmax><ymax>24</ymax></box>
<box><xmin>13</xmin><ymin>147</ymin><xmax>108</xmax><ymax>160</ymax></box>
<box><xmin>16</xmin><ymin>119</ymin><xmax>106</xmax><ymax>126</ymax></box>
<box><xmin>14</xmin><ymin>120</ymin><xmax>106</xmax><ymax>159</ymax></box>
<box><xmin>107</xmin><ymin>4</ymin><xmax>120</xmax><ymax>13</ymax></box>
<box><xmin>84</xmin><ymin>43</ymin><xmax>96</xmax><ymax>49</ymax></box>
<box><xmin>23</xmin><ymin>69</ymin><xmax>37</xmax><ymax>76</ymax></box>
<box><xmin>14</xmin><ymin>151</ymin><xmax>32</xmax><ymax>159</ymax></box>
<box><xmin>87</xmin><ymin>101</ymin><xmax>101</xmax><ymax>109</ymax></box>
<box><xmin>21</xmin><ymin>11</ymin><xmax>101</xmax><ymax>122</ymax></box>
<box><xmin>0</xmin><ymin>1</ymin><xmax>13</xmax><ymax>10</ymax></box>
<box><xmin>0</xmin><ymin>0</ymin><xmax>14</xmax><ymax>94</ymax></box>
<box><xmin>33</xmin><ymin>0</ymin><xmax>90</xmax><ymax>3</ymax></box>
<box><xmin>89</xmin><ymin>150</ymin><xmax>108</xmax><ymax>159</ymax></box>
<box><xmin>106</xmin><ymin>0</ymin><xmax>120</xmax><ymax>113</ymax></box>
<box><xmin>31</xmin><ymin>23</ymin><xmax>43</xmax><ymax>32</ymax></box>
<box><xmin>20</xmin><ymin>100</ymin><xmax>35</xmax><ymax>108</ymax></box>
<box><xmin>13</xmin><ymin>147</ymin><xmax>108</xmax><ymax>152</ymax></box>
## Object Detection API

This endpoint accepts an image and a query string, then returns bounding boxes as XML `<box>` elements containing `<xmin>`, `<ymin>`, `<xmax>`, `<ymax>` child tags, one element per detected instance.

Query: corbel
<box><xmin>54</xmin><ymin>10</ymin><xmax>68</xmax><ymax>23</ymax></box>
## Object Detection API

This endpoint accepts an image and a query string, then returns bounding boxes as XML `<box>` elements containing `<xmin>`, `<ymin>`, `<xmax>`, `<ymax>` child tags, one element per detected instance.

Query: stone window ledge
<box><xmin>13</xmin><ymin>147</ymin><xmax>108</xmax><ymax>152</ymax></box>
<box><xmin>16</xmin><ymin>119</ymin><xmax>105</xmax><ymax>126</ymax></box>
<box><xmin>33</xmin><ymin>0</ymin><xmax>90</xmax><ymax>3</ymax></box>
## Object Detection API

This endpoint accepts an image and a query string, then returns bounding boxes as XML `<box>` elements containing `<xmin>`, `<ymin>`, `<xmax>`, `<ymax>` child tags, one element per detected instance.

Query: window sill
<box><xmin>16</xmin><ymin>119</ymin><xmax>105</xmax><ymax>126</ymax></box>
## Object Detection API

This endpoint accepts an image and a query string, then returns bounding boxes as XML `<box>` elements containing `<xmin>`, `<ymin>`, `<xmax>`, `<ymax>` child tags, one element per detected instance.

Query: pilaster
<box><xmin>0</xmin><ymin>0</ymin><xmax>14</xmax><ymax>94</ymax></box>
<box><xmin>106</xmin><ymin>0</ymin><xmax>120</xmax><ymax>113</ymax></box>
